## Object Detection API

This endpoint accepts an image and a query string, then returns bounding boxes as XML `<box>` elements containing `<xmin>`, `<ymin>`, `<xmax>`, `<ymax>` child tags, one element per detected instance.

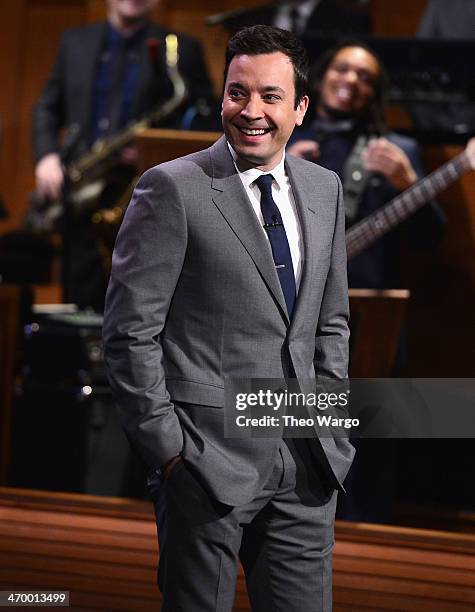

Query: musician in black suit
<box><xmin>32</xmin><ymin>0</ymin><xmax>212</xmax><ymax>311</ymax></box>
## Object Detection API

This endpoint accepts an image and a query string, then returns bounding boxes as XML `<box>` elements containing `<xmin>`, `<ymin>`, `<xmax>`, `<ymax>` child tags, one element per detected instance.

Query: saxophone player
<box><xmin>33</xmin><ymin>0</ymin><xmax>212</xmax><ymax>311</ymax></box>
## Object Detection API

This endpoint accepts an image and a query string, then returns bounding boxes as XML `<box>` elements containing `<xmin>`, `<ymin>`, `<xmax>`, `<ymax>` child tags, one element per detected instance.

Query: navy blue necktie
<box><xmin>255</xmin><ymin>174</ymin><xmax>296</xmax><ymax>317</ymax></box>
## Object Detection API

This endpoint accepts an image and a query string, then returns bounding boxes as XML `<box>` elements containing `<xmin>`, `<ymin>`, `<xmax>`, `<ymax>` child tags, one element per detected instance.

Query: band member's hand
<box><xmin>287</xmin><ymin>140</ymin><xmax>320</xmax><ymax>161</ymax></box>
<box><xmin>35</xmin><ymin>153</ymin><xmax>64</xmax><ymax>201</ymax></box>
<box><xmin>362</xmin><ymin>138</ymin><xmax>418</xmax><ymax>192</ymax></box>
<box><xmin>119</xmin><ymin>145</ymin><xmax>139</xmax><ymax>166</ymax></box>
<box><xmin>161</xmin><ymin>455</ymin><xmax>182</xmax><ymax>479</ymax></box>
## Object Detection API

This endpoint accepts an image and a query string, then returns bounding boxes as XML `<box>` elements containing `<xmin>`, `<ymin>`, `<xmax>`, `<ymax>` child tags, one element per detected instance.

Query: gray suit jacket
<box><xmin>103</xmin><ymin>136</ymin><xmax>354</xmax><ymax>505</ymax></box>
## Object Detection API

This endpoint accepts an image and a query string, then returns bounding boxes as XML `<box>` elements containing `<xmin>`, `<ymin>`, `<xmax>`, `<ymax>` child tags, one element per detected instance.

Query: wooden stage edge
<box><xmin>0</xmin><ymin>487</ymin><xmax>474</xmax><ymax>611</ymax></box>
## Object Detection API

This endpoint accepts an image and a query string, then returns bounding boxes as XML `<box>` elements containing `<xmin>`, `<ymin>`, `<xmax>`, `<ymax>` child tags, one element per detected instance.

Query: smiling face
<box><xmin>222</xmin><ymin>52</ymin><xmax>308</xmax><ymax>171</ymax></box>
<box><xmin>318</xmin><ymin>46</ymin><xmax>380</xmax><ymax>119</ymax></box>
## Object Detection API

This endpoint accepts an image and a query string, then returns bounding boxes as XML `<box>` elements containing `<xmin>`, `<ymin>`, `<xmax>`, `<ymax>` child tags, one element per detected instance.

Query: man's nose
<box><xmin>240</xmin><ymin>96</ymin><xmax>264</xmax><ymax>120</ymax></box>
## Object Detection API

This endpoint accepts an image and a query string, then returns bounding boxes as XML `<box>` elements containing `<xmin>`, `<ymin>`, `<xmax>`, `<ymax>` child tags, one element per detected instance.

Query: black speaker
<box><xmin>9</xmin><ymin>310</ymin><xmax>146</xmax><ymax>497</ymax></box>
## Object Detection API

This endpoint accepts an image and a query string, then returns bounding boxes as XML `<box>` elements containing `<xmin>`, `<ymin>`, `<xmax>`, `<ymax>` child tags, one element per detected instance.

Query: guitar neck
<box><xmin>346</xmin><ymin>150</ymin><xmax>471</xmax><ymax>259</ymax></box>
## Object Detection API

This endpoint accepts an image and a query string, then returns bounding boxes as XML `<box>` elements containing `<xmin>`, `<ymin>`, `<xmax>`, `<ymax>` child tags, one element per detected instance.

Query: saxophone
<box><xmin>25</xmin><ymin>34</ymin><xmax>187</xmax><ymax>235</ymax></box>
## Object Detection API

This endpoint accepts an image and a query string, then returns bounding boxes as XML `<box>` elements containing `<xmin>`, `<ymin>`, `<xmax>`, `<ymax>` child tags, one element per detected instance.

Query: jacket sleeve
<box><xmin>102</xmin><ymin>166</ymin><xmax>187</xmax><ymax>470</ymax></box>
<box><xmin>32</xmin><ymin>33</ymin><xmax>67</xmax><ymax>163</ymax></box>
<box><xmin>314</xmin><ymin>172</ymin><xmax>350</xmax><ymax>381</ymax></box>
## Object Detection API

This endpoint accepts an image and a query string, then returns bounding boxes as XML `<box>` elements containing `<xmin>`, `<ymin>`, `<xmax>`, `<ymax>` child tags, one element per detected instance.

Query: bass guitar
<box><xmin>346</xmin><ymin>138</ymin><xmax>475</xmax><ymax>259</ymax></box>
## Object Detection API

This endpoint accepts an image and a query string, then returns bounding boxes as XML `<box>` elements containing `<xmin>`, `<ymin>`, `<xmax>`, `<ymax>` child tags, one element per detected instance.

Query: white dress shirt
<box><xmin>228</xmin><ymin>143</ymin><xmax>304</xmax><ymax>291</ymax></box>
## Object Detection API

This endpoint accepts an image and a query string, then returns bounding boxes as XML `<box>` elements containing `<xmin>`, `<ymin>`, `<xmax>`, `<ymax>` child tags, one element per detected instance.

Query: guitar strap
<box><xmin>343</xmin><ymin>134</ymin><xmax>376</xmax><ymax>224</ymax></box>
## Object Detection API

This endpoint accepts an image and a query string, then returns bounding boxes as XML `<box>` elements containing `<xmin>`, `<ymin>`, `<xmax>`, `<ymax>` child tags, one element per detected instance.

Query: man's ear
<box><xmin>295</xmin><ymin>95</ymin><xmax>309</xmax><ymax>127</ymax></box>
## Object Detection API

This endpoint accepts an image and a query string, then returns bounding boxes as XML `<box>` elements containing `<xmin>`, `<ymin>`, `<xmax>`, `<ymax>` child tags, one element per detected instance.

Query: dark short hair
<box><xmin>223</xmin><ymin>25</ymin><xmax>309</xmax><ymax>109</ymax></box>
<box><xmin>311</xmin><ymin>40</ymin><xmax>389</xmax><ymax>132</ymax></box>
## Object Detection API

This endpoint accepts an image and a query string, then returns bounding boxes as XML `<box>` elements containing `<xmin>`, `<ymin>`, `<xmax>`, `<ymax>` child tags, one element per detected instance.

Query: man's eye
<box><xmin>229</xmin><ymin>90</ymin><xmax>244</xmax><ymax>99</ymax></box>
<box><xmin>264</xmin><ymin>94</ymin><xmax>280</xmax><ymax>102</ymax></box>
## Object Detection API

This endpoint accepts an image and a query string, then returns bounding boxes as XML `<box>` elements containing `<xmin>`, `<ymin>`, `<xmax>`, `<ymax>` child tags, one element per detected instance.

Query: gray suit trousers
<box><xmin>148</xmin><ymin>438</ymin><xmax>337</xmax><ymax>612</ymax></box>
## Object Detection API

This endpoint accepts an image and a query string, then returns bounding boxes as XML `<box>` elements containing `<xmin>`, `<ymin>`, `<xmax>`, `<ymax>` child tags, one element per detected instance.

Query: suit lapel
<box><xmin>210</xmin><ymin>137</ymin><xmax>289</xmax><ymax>322</ymax></box>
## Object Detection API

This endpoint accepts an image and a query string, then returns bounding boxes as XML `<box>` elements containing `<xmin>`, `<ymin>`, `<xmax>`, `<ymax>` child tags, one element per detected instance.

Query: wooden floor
<box><xmin>0</xmin><ymin>488</ymin><xmax>474</xmax><ymax>611</ymax></box>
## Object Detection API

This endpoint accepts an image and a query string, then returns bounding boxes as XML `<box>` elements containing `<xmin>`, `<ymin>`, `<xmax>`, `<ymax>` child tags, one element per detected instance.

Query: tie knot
<box><xmin>255</xmin><ymin>174</ymin><xmax>274</xmax><ymax>195</ymax></box>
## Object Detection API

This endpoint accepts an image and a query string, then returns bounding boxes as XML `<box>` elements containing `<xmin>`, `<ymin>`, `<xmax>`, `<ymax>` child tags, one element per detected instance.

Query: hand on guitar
<box><xmin>362</xmin><ymin>138</ymin><xmax>418</xmax><ymax>192</ymax></box>
<box><xmin>346</xmin><ymin>136</ymin><xmax>475</xmax><ymax>259</ymax></box>
<box><xmin>287</xmin><ymin>139</ymin><xmax>320</xmax><ymax>161</ymax></box>
<box><xmin>35</xmin><ymin>152</ymin><xmax>64</xmax><ymax>201</ymax></box>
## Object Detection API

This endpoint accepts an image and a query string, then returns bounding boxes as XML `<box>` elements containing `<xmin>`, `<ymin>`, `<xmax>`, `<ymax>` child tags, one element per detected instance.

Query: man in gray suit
<box><xmin>103</xmin><ymin>25</ymin><xmax>353</xmax><ymax>612</ymax></box>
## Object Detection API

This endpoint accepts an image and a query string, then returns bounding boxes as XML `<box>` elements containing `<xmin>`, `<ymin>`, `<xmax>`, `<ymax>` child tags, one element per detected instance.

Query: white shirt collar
<box><xmin>227</xmin><ymin>142</ymin><xmax>287</xmax><ymax>191</ymax></box>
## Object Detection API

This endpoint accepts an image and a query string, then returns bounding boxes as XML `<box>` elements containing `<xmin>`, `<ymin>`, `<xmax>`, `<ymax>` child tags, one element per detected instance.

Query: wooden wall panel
<box><xmin>371</xmin><ymin>0</ymin><xmax>428</xmax><ymax>36</ymax></box>
<box><xmin>0</xmin><ymin>2</ymin><xmax>27</xmax><ymax>231</ymax></box>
